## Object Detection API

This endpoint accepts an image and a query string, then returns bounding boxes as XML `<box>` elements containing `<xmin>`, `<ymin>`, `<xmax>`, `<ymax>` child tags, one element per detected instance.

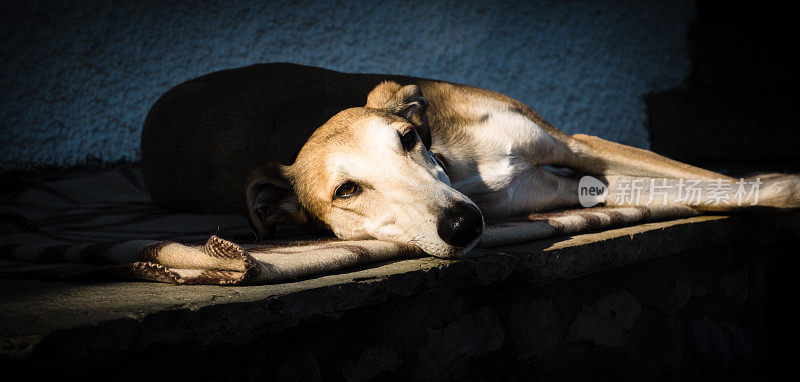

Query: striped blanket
<box><xmin>0</xmin><ymin>167</ymin><xmax>697</xmax><ymax>285</ymax></box>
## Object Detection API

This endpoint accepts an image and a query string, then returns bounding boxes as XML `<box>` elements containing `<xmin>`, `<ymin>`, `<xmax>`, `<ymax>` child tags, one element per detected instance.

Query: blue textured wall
<box><xmin>0</xmin><ymin>0</ymin><xmax>694</xmax><ymax>171</ymax></box>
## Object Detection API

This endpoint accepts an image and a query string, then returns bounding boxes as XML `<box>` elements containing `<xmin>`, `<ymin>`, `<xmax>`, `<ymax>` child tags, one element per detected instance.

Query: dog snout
<box><xmin>436</xmin><ymin>202</ymin><xmax>483</xmax><ymax>248</ymax></box>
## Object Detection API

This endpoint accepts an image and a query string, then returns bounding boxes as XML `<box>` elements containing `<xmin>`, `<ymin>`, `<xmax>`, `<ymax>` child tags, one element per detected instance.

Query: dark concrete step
<box><xmin>3</xmin><ymin>213</ymin><xmax>799</xmax><ymax>379</ymax></box>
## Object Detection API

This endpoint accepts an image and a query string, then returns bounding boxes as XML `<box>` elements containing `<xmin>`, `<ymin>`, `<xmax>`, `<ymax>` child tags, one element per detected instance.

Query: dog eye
<box><xmin>430</xmin><ymin>151</ymin><xmax>448</xmax><ymax>171</ymax></box>
<box><xmin>334</xmin><ymin>181</ymin><xmax>361</xmax><ymax>199</ymax></box>
<box><xmin>399</xmin><ymin>130</ymin><xmax>418</xmax><ymax>151</ymax></box>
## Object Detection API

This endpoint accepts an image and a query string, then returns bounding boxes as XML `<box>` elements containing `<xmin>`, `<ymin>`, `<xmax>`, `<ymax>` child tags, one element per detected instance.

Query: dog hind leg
<box><xmin>559</xmin><ymin>134</ymin><xmax>800</xmax><ymax>210</ymax></box>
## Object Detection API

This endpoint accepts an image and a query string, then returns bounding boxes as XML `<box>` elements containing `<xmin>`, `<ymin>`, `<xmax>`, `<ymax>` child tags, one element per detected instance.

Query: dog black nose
<box><xmin>437</xmin><ymin>202</ymin><xmax>484</xmax><ymax>247</ymax></box>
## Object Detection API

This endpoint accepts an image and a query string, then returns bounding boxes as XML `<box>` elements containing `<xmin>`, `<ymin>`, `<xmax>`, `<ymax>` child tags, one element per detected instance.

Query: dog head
<box><xmin>246</xmin><ymin>81</ymin><xmax>483</xmax><ymax>258</ymax></box>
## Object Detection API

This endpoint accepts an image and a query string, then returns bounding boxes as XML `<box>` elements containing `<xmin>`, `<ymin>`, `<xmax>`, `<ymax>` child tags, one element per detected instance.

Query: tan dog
<box><xmin>141</xmin><ymin>63</ymin><xmax>800</xmax><ymax>258</ymax></box>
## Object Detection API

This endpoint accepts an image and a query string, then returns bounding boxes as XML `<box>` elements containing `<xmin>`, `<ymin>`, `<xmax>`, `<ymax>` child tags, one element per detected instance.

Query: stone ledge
<box><xmin>0</xmin><ymin>214</ymin><xmax>776</xmax><ymax>372</ymax></box>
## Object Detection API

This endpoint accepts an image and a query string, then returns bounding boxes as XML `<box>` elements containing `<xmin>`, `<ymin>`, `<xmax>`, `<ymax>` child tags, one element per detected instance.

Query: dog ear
<box><xmin>245</xmin><ymin>163</ymin><xmax>308</xmax><ymax>240</ymax></box>
<box><xmin>366</xmin><ymin>81</ymin><xmax>432</xmax><ymax>148</ymax></box>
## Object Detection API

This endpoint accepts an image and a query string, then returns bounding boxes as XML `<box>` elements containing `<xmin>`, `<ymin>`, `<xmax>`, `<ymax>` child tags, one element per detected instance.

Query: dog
<box><xmin>141</xmin><ymin>63</ymin><xmax>800</xmax><ymax>258</ymax></box>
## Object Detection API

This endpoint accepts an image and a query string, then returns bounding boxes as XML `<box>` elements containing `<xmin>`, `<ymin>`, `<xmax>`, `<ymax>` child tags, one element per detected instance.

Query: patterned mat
<box><xmin>0</xmin><ymin>168</ymin><xmax>697</xmax><ymax>284</ymax></box>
